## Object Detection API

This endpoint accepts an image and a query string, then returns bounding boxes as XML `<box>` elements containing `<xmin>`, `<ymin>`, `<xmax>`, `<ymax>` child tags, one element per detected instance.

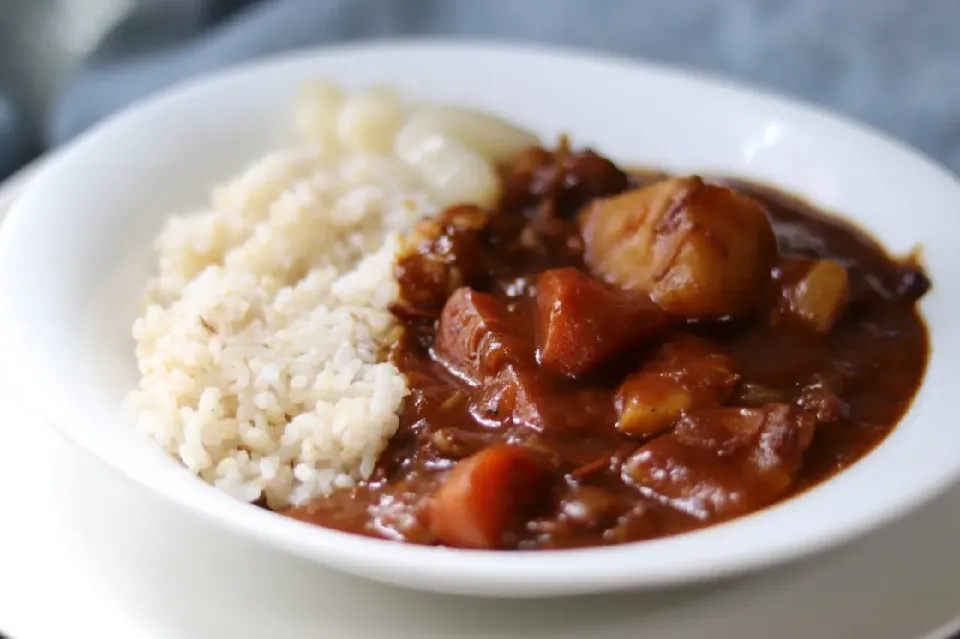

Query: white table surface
<box><xmin>1</xmin><ymin>165</ymin><xmax>959</xmax><ymax>639</ymax></box>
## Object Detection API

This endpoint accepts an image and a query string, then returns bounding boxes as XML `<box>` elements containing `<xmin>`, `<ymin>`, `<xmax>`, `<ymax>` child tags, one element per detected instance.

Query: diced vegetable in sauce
<box><xmin>470</xmin><ymin>366</ymin><xmax>558</xmax><ymax>430</ymax></box>
<box><xmin>536</xmin><ymin>268</ymin><xmax>667</xmax><ymax>377</ymax></box>
<box><xmin>615</xmin><ymin>338</ymin><xmax>740</xmax><ymax>437</ymax></box>
<box><xmin>775</xmin><ymin>257</ymin><xmax>850</xmax><ymax>332</ymax></box>
<box><xmin>429</xmin><ymin>445</ymin><xmax>549</xmax><ymax>549</ymax></box>
<box><xmin>433</xmin><ymin>287</ymin><xmax>528</xmax><ymax>384</ymax></box>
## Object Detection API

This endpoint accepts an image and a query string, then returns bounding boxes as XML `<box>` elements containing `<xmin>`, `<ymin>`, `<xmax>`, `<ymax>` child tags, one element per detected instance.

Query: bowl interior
<box><xmin>0</xmin><ymin>41</ymin><xmax>958</xmax><ymax>597</ymax></box>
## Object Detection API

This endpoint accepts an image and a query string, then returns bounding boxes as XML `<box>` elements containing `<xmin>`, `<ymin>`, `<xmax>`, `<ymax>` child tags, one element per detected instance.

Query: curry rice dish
<box><xmin>125</xmin><ymin>82</ymin><xmax>930</xmax><ymax>551</ymax></box>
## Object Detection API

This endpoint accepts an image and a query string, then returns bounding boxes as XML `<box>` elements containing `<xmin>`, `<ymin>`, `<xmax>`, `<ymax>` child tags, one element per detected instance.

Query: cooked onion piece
<box><xmin>395</xmin><ymin>105</ymin><xmax>539</xmax><ymax>164</ymax></box>
<box><xmin>409</xmin><ymin>137</ymin><xmax>501</xmax><ymax>208</ymax></box>
<box><xmin>294</xmin><ymin>81</ymin><xmax>541</xmax><ymax>208</ymax></box>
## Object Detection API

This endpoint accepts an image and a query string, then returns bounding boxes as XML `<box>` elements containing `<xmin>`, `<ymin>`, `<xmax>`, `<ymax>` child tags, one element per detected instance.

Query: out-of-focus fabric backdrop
<box><xmin>1</xmin><ymin>0</ymin><xmax>958</xmax><ymax>181</ymax></box>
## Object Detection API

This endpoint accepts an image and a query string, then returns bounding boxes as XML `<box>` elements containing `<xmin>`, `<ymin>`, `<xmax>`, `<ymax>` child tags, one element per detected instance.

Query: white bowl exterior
<box><xmin>0</xmin><ymin>41</ymin><xmax>957</xmax><ymax>597</ymax></box>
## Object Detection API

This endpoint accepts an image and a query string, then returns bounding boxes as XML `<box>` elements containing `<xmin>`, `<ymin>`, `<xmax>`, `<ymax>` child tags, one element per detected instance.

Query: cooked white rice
<box><xmin>124</xmin><ymin>146</ymin><xmax>441</xmax><ymax>508</ymax></box>
<box><xmin>125</xmin><ymin>82</ymin><xmax>539</xmax><ymax>509</ymax></box>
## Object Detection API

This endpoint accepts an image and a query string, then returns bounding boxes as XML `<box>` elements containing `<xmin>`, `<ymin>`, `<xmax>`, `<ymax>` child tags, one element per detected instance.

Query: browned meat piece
<box><xmin>672</xmin><ymin>407</ymin><xmax>769</xmax><ymax>453</ymax></box>
<box><xmin>622</xmin><ymin>404</ymin><xmax>816</xmax><ymax>520</ymax></box>
<box><xmin>393</xmin><ymin>253</ymin><xmax>457</xmax><ymax>315</ymax></box>
<box><xmin>394</xmin><ymin>205</ymin><xmax>491</xmax><ymax>314</ymax></box>
<box><xmin>470</xmin><ymin>366</ymin><xmax>548</xmax><ymax>429</ymax></box>
<box><xmin>748</xmin><ymin>404</ymin><xmax>816</xmax><ymax>475</ymax></box>
<box><xmin>614</xmin><ymin>337</ymin><xmax>740</xmax><ymax>437</ymax></box>
<box><xmin>796</xmin><ymin>374</ymin><xmax>847</xmax><ymax>424</ymax></box>
<box><xmin>536</xmin><ymin>267</ymin><xmax>667</xmax><ymax>377</ymax></box>
<box><xmin>579</xmin><ymin>176</ymin><xmax>778</xmax><ymax>319</ymax></box>
<box><xmin>469</xmin><ymin>366</ymin><xmax>569</xmax><ymax>431</ymax></box>
<box><xmin>774</xmin><ymin>256</ymin><xmax>850</xmax><ymax>333</ymax></box>
<box><xmin>433</xmin><ymin>288</ymin><xmax>529</xmax><ymax>384</ymax></box>
<box><xmin>429</xmin><ymin>445</ymin><xmax>550</xmax><ymax>549</ymax></box>
<box><xmin>500</xmin><ymin>142</ymin><xmax>630</xmax><ymax>218</ymax></box>
<box><xmin>893</xmin><ymin>261</ymin><xmax>931</xmax><ymax>301</ymax></box>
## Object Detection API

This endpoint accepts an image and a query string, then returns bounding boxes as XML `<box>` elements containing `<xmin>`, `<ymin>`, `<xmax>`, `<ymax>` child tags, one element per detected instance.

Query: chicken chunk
<box><xmin>614</xmin><ymin>337</ymin><xmax>740</xmax><ymax>437</ymax></box>
<box><xmin>580</xmin><ymin>176</ymin><xmax>778</xmax><ymax>319</ymax></box>
<box><xmin>622</xmin><ymin>404</ymin><xmax>816</xmax><ymax>520</ymax></box>
<box><xmin>536</xmin><ymin>267</ymin><xmax>667</xmax><ymax>377</ymax></box>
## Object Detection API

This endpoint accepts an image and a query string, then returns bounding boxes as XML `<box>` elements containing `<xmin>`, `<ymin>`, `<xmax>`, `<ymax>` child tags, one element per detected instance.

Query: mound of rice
<box><xmin>124</xmin><ymin>146</ymin><xmax>440</xmax><ymax>507</ymax></box>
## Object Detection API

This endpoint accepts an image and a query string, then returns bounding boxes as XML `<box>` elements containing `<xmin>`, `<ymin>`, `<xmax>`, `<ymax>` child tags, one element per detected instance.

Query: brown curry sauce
<box><xmin>283</xmin><ymin>144</ymin><xmax>929</xmax><ymax>550</ymax></box>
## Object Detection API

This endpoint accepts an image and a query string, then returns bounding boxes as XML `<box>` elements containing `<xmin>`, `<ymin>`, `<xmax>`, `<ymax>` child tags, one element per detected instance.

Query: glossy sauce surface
<box><xmin>283</xmin><ymin>146</ymin><xmax>929</xmax><ymax>550</ymax></box>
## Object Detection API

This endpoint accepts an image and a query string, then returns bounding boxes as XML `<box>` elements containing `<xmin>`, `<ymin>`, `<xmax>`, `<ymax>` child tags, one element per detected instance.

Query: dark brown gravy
<box><xmin>282</xmin><ymin>150</ymin><xmax>929</xmax><ymax>550</ymax></box>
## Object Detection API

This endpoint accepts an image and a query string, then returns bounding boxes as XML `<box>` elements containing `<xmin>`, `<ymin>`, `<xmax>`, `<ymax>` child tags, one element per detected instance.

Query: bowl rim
<box><xmin>1</xmin><ymin>38</ymin><xmax>958</xmax><ymax>597</ymax></box>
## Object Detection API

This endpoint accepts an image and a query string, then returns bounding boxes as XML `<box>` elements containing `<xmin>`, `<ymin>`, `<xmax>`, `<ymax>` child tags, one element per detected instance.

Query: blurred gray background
<box><xmin>1</xmin><ymin>0</ymin><xmax>958</xmax><ymax>180</ymax></box>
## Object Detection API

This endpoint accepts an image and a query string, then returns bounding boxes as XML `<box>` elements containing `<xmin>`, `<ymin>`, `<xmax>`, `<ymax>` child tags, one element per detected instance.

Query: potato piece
<box><xmin>429</xmin><ymin>445</ymin><xmax>549</xmax><ymax>549</ymax></box>
<box><xmin>615</xmin><ymin>337</ymin><xmax>739</xmax><ymax>437</ymax></box>
<box><xmin>776</xmin><ymin>257</ymin><xmax>849</xmax><ymax>333</ymax></box>
<box><xmin>580</xmin><ymin>176</ymin><xmax>778</xmax><ymax>318</ymax></box>
<box><xmin>536</xmin><ymin>268</ymin><xmax>667</xmax><ymax>377</ymax></box>
<box><xmin>615</xmin><ymin>373</ymin><xmax>696</xmax><ymax>437</ymax></box>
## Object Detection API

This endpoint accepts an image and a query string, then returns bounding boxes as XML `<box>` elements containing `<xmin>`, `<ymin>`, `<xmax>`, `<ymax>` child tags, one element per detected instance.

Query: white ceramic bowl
<box><xmin>0</xmin><ymin>41</ymin><xmax>957</xmax><ymax>598</ymax></box>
